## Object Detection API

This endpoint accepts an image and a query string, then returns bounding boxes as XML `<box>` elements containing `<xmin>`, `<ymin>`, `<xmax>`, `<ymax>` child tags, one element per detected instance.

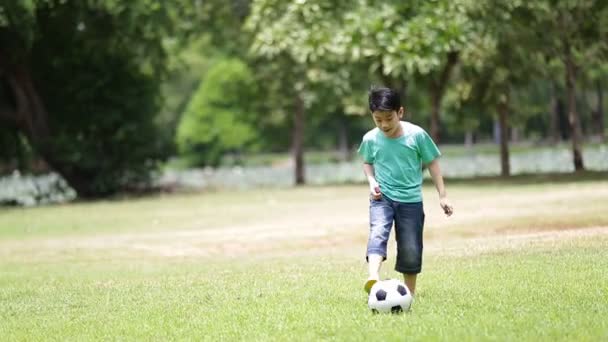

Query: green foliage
<box><xmin>28</xmin><ymin>3</ymin><xmax>166</xmax><ymax>195</ymax></box>
<box><xmin>247</xmin><ymin>0</ymin><xmax>606</xmax><ymax>146</ymax></box>
<box><xmin>0</xmin><ymin>129</ymin><xmax>32</xmax><ymax>172</ymax></box>
<box><xmin>0</xmin><ymin>0</ymin><xmax>197</xmax><ymax>196</ymax></box>
<box><xmin>156</xmin><ymin>36</ymin><xmax>218</xmax><ymax>157</ymax></box>
<box><xmin>246</xmin><ymin>0</ymin><xmax>482</xmax><ymax>146</ymax></box>
<box><xmin>192</xmin><ymin>0</ymin><xmax>252</xmax><ymax>56</ymax></box>
<box><xmin>249</xmin><ymin>0</ymin><xmax>475</xmax><ymax>76</ymax></box>
<box><xmin>2</xmin><ymin>0</ymin><xmax>607</xmax><ymax>193</ymax></box>
<box><xmin>176</xmin><ymin>59</ymin><xmax>260</xmax><ymax>166</ymax></box>
<box><xmin>0</xmin><ymin>0</ymin><xmax>191</xmax><ymax>64</ymax></box>
<box><xmin>157</xmin><ymin>1</ymin><xmax>256</xmax><ymax>158</ymax></box>
<box><xmin>247</xmin><ymin>0</ymin><xmax>351</xmax><ymax>64</ymax></box>
<box><xmin>443</xmin><ymin>1</ymin><xmax>545</xmax><ymax>136</ymax></box>
<box><xmin>42</xmin><ymin>59</ymin><xmax>163</xmax><ymax>194</ymax></box>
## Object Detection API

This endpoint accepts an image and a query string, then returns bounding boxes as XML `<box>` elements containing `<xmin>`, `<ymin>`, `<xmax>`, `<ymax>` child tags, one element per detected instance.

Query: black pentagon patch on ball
<box><xmin>391</xmin><ymin>305</ymin><xmax>403</xmax><ymax>314</ymax></box>
<box><xmin>397</xmin><ymin>285</ymin><xmax>407</xmax><ymax>296</ymax></box>
<box><xmin>375</xmin><ymin>289</ymin><xmax>387</xmax><ymax>301</ymax></box>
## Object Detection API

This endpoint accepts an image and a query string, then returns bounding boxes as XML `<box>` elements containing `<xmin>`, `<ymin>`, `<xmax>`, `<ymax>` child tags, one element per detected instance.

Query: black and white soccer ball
<box><xmin>368</xmin><ymin>279</ymin><xmax>413</xmax><ymax>314</ymax></box>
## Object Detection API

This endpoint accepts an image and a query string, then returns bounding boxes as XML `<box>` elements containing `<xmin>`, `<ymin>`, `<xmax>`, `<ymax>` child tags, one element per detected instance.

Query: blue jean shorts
<box><xmin>367</xmin><ymin>195</ymin><xmax>425</xmax><ymax>274</ymax></box>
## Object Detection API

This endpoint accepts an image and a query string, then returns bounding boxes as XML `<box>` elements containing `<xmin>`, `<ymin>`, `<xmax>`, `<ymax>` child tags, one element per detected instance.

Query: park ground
<box><xmin>1</xmin><ymin>173</ymin><xmax>607</xmax><ymax>340</ymax></box>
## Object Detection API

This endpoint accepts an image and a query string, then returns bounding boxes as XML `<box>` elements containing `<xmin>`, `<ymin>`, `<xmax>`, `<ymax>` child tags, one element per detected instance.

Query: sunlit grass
<box><xmin>1</xmin><ymin>238</ymin><xmax>607</xmax><ymax>341</ymax></box>
<box><xmin>2</xmin><ymin>176</ymin><xmax>606</xmax><ymax>239</ymax></box>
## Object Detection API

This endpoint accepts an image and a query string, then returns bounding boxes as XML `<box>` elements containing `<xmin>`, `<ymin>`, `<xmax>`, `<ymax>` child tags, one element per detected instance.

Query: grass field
<box><xmin>1</xmin><ymin>176</ymin><xmax>608</xmax><ymax>340</ymax></box>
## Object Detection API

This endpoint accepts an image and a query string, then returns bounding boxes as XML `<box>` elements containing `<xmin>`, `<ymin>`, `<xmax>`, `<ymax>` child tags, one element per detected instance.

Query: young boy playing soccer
<box><xmin>358</xmin><ymin>86</ymin><xmax>453</xmax><ymax>296</ymax></box>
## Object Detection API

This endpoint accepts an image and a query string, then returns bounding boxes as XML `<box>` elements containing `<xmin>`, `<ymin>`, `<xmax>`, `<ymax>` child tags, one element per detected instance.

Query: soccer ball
<box><xmin>368</xmin><ymin>279</ymin><xmax>413</xmax><ymax>314</ymax></box>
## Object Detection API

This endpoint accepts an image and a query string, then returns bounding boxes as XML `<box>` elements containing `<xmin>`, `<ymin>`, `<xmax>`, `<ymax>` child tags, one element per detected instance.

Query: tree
<box><xmin>254</xmin><ymin>0</ymin><xmax>478</xmax><ymax>143</ymax></box>
<box><xmin>522</xmin><ymin>0</ymin><xmax>608</xmax><ymax>171</ymax></box>
<box><xmin>0</xmin><ymin>0</ymin><xmax>191</xmax><ymax>196</ymax></box>
<box><xmin>246</xmin><ymin>0</ymin><xmax>359</xmax><ymax>184</ymax></box>
<box><xmin>158</xmin><ymin>0</ymin><xmax>256</xmax><ymax>161</ymax></box>
<box><xmin>330</xmin><ymin>0</ymin><xmax>477</xmax><ymax>143</ymax></box>
<box><xmin>449</xmin><ymin>1</ymin><xmax>547</xmax><ymax>176</ymax></box>
<box><xmin>176</xmin><ymin>59</ymin><xmax>261</xmax><ymax>166</ymax></box>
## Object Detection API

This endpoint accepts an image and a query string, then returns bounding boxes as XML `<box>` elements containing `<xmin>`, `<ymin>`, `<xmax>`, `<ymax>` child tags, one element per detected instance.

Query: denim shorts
<box><xmin>367</xmin><ymin>195</ymin><xmax>425</xmax><ymax>274</ymax></box>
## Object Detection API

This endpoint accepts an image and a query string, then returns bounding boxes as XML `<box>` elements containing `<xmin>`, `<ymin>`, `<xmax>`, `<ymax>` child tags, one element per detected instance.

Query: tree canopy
<box><xmin>0</xmin><ymin>0</ymin><xmax>191</xmax><ymax>195</ymax></box>
<box><xmin>1</xmin><ymin>0</ymin><xmax>606</xmax><ymax>198</ymax></box>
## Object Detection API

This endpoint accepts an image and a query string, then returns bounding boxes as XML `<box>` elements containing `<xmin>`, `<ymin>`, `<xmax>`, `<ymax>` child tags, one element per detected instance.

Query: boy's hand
<box><xmin>440</xmin><ymin>197</ymin><xmax>453</xmax><ymax>217</ymax></box>
<box><xmin>369</xmin><ymin>181</ymin><xmax>382</xmax><ymax>200</ymax></box>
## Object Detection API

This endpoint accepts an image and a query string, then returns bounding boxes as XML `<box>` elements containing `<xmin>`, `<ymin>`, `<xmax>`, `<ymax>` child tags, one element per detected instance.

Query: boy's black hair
<box><xmin>369</xmin><ymin>86</ymin><xmax>401</xmax><ymax>113</ymax></box>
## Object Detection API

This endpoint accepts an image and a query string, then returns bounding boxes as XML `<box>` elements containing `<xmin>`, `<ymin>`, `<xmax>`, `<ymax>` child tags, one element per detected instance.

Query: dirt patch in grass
<box><xmin>1</xmin><ymin>182</ymin><xmax>606</xmax><ymax>261</ymax></box>
<box><xmin>2</xmin><ymin>223</ymin><xmax>606</xmax><ymax>262</ymax></box>
<box><xmin>425</xmin><ymin>226</ymin><xmax>608</xmax><ymax>257</ymax></box>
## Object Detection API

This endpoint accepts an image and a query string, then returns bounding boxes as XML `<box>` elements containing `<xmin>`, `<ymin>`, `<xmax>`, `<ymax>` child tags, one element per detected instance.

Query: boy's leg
<box><xmin>367</xmin><ymin>254</ymin><xmax>383</xmax><ymax>280</ymax></box>
<box><xmin>365</xmin><ymin>254</ymin><xmax>384</xmax><ymax>293</ymax></box>
<box><xmin>393</xmin><ymin>201</ymin><xmax>425</xmax><ymax>296</ymax></box>
<box><xmin>403</xmin><ymin>274</ymin><xmax>417</xmax><ymax>295</ymax></box>
<box><xmin>365</xmin><ymin>197</ymin><xmax>394</xmax><ymax>293</ymax></box>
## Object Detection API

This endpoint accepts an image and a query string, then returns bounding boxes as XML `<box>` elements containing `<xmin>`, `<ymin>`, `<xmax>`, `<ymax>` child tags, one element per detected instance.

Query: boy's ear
<box><xmin>398</xmin><ymin>107</ymin><xmax>405</xmax><ymax>118</ymax></box>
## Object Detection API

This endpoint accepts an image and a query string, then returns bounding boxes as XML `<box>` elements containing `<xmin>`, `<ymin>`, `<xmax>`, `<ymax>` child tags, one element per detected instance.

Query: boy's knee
<box><xmin>396</xmin><ymin>245</ymin><xmax>422</xmax><ymax>273</ymax></box>
<box><xmin>366</xmin><ymin>253</ymin><xmax>387</xmax><ymax>263</ymax></box>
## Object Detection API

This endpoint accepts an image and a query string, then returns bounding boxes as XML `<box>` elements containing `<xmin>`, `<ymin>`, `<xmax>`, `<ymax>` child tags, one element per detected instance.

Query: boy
<box><xmin>358</xmin><ymin>87</ymin><xmax>453</xmax><ymax>296</ymax></box>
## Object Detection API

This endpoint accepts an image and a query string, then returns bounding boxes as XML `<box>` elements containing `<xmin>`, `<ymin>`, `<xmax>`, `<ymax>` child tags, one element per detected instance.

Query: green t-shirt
<box><xmin>357</xmin><ymin>121</ymin><xmax>441</xmax><ymax>203</ymax></box>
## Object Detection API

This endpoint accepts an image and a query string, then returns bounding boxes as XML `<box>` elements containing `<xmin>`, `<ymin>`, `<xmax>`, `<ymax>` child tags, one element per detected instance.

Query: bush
<box><xmin>176</xmin><ymin>59</ymin><xmax>261</xmax><ymax>166</ymax></box>
<box><xmin>28</xmin><ymin>12</ymin><xmax>168</xmax><ymax>196</ymax></box>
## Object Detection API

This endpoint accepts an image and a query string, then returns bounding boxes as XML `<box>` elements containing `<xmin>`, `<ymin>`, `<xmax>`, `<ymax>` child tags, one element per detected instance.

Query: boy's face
<box><xmin>372</xmin><ymin>107</ymin><xmax>404</xmax><ymax>137</ymax></box>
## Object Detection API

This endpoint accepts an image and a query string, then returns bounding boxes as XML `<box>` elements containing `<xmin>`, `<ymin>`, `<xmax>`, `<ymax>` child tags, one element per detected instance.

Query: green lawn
<box><xmin>1</xmin><ymin>179</ymin><xmax>607</xmax><ymax>340</ymax></box>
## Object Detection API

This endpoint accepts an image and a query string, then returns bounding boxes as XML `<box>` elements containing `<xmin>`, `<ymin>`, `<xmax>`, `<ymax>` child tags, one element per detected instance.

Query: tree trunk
<box><xmin>548</xmin><ymin>83</ymin><xmax>561</xmax><ymax>144</ymax></box>
<box><xmin>595</xmin><ymin>80</ymin><xmax>605</xmax><ymax>142</ymax></box>
<box><xmin>556</xmin><ymin>98</ymin><xmax>569</xmax><ymax>140</ymax></box>
<box><xmin>0</xmin><ymin>54</ymin><xmax>98</xmax><ymax>197</ymax></box>
<box><xmin>428</xmin><ymin>51</ymin><xmax>459</xmax><ymax>143</ymax></box>
<box><xmin>293</xmin><ymin>92</ymin><xmax>305</xmax><ymax>185</ymax></box>
<box><xmin>464</xmin><ymin>130</ymin><xmax>474</xmax><ymax>148</ymax></box>
<box><xmin>564</xmin><ymin>46</ymin><xmax>584</xmax><ymax>171</ymax></box>
<box><xmin>0</xmin><ymin>62</ymin><xmax>50</xmax><ymax>143</ymax></box>
<box><xmin>497</xmin><ymin>93</ymin><xmax>510</xmax><ymax>177</ymax></box>
<box><xmin>493</xmin><ymin>120</ymin><xmax>500</xmax><ymax>144</ymax></box>
<box><xmin>510</xmin><ymin>127</ymin><xmax>520</xmax><ymax>143</ymax></box>
<box><xmin>429</xmin><ymin>86</ymin><xmax>441</xmax><ymax>143</ymax></box>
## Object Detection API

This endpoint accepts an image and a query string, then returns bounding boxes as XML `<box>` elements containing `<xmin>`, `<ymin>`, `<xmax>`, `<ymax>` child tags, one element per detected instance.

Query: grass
<box><xmin>1</xmin><ymin>179</ymin><xmax>608</xmax><ymax>340</ymax></box>
<box><xmin>2</xmin><ymin>241</ymin><xmax>607</xmax><ymax>341</ymax></box>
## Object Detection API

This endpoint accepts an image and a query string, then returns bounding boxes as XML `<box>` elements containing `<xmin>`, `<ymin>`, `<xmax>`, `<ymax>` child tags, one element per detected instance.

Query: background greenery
<box><xmin>0</xmin><ymin>0</ymin><xmax>607</xmax><ymax>200</ymax></box>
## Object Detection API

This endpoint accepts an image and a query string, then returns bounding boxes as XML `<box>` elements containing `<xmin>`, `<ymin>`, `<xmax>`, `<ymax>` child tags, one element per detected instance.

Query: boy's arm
<box><xmin>363</xmin><ymin>163</ymin><xmax>382</xmax><ymax>200</ymax></box>
<box><xmin>427</xmin><ymin>159</ymin><xmax>453</xmax><ymax>216</ymax></box>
